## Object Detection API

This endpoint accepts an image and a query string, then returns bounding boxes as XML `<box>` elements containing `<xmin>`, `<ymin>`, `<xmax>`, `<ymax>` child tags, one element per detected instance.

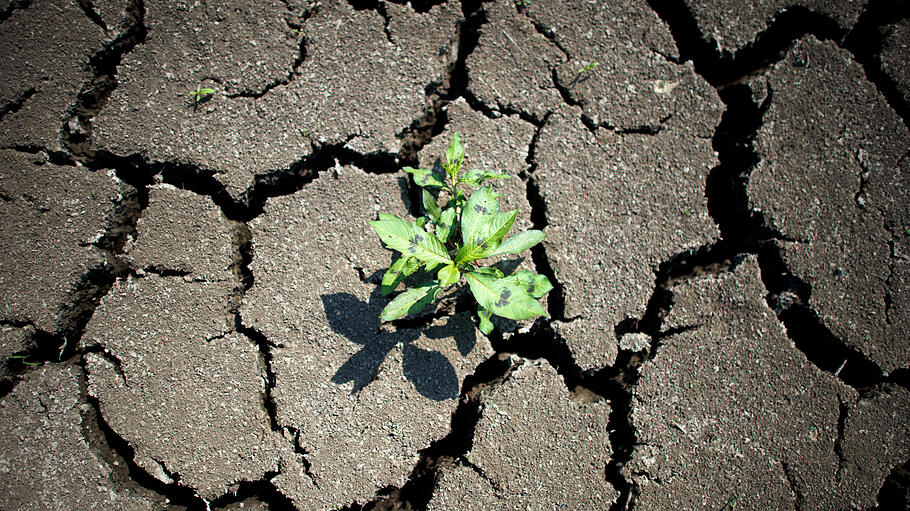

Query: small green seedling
<box><xmin>188</xmin><ymin>84</ymin><xmax>215</xmax><ymax>110</ymax></box>
<box><xmin>369</xmin><ymin>132</ymin><xmax>552</xmax><ymax>335</ymax></box>
<box><xmin>578</xmin><ymin>61</ymin><xmax>600</xmax><ymax>76</ymax></box>
<box><xmin>9</xmin><ymin>354</ymin><xmax>41</xmax><ymax>366</ymax></box>
<box><xmin>514</xmin><ymin>0</ymin><xmax>532</xmax><ymax>7</ymax></box>
<box><xmin>728</xmin><ymin>494</ymin><xmax>744</xmax><ymax>509</ymax></box>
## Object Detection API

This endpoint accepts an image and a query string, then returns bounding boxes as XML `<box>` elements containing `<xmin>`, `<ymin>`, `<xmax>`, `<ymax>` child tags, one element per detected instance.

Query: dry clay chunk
<box><xmin>527</xmin><ymin>0</ymin><xmax>722</xmax><ymax>136</ymax></box>
<box><xmin>683</xmin><ymin>0</ymin><xmax>865</xmax><ymax>54</ymax></box>
<box><xmin>84</xmin><ymin>276</ymin><xmax>288</xmax><ymax>500</ymax></box>
<box><xmin>465</xmin><ymin>0</ymin><xmax>565</xmax><ymax>120</ymax></box>
<box><xmin>124</xmin><ymin>185</ymin><xmax>236</xmax><ymax>282</ymax></box>
<box><xmin>93</xmin><ymin>0</ymin><xmax>461</xmax><ymax>199</ymax></box>
<box><xmin>0</xmin><ymin>150</ymin><xmax>121</xmax><ymax>334</ymax></box>
<box><xmin>535</xmin><ymin>110</ymin><xmax>718</xmax><ymax>370</ymax></box>
<box><xmin>748</xmin><ymin>37</ymin><xmax>910</xmax><ymax>372</ymax></box>
<box><xmin>0</xmin><ymin>0</ymin><xmax>107</xmax><ymax>148</ymax></box>
<box><xmin>0</xmin><ymin>364</ymin><xmax>160</xmax><ymax>510</ymax></box>
<box><xmin>242</xmin><ymin>167</ymin><xmax>492</xmax><ymax>510</ymax></box>
<box><xmin>428</xmin><ymin>359</ymin><xmax>616</xmax><ymax>510</ymax></box>
<box><xmin>631</xmin><ymin>256</ymin><xmax>910</xmax><ymax>510</ymax></box>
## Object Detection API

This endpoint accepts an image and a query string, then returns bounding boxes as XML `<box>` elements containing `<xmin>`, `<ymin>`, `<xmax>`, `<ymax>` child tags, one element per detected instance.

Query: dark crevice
<box><xmin>0</xmin><ymin>86</ymin><xmax>37</xmax><ymax>123</ymax></box>
<box><xmin>235</xmin><ymin>319</ymin><xmax>283</xmax><ymax>433</ymax></box>
<box><xmin>834</xmin><ymin>396</ymin><xmax>849</xmax><ymax>481</ymax></box>
<box><xmin>77</xmin><ymin>0</ymin><xmax>108</xmax><ymax>31</ymax></box>
<box><xmin>646</xmin><ymin>1</ymin><xmax>843</xmax><ymax>88</ymax></box>
<box><xmin>0</xmin><ymin>0</ymin><xmax>30</xmax><ymax>25</ymax></box>
<box><xmin>874</xmin><ymin>458</ymin><xmax>910</xmax><ymax>511</ymax></box>
<box><xmin>758</xmin><ymin>247</ymin><xmax>885</xmax><ymax>391</ymax></box>
<box><xmin>81</xmin><ymin>391</ymin><xmax>206</xmax><ymax>509</ymax></box>
<box><xmin>782</xmin><ymin>461</ymin><xmax>805</xmax><ymax>511</ymax></box>
<box><xmin>61</xmin><ymin>0</ymin><xmax>147</xmax><ymax>159</ymax></box>
<box><xmin>526</xmin><ymin>18</ymin><xmax>572</xmax><ymax>61</ymax></box>
<box><xmin>843</xmin><ymin>0</ymin><xmax>910</xmax><ymax>129</ymax></box>
<box><xmin>457</xmin><ymin>456</ymin><xmax>503</xmax><ymax>493</ymax></box>
<box><xmin>360</xmin><ymin>353</ymin><xmax>518</xmax><ymax>510</ymax></box>
<box><xmin>209</xmin><ymin>474</ymin><xmax>297</xmax><ymax>511</ymax></box>
<box><xmin>80</xmin><ymin>344</ymin><xmax>127</xmax><ymax>383</ymax></box>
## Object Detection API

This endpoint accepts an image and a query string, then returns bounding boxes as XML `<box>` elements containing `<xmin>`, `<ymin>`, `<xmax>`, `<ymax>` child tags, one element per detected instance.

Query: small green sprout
<box><xmin>905</xmin><ymin>227</ymin><xmax>910</xmax><ymax>236</ymax></box>
<box><xmin>578</xmin><ymin>61</ymin><xmax>600</xmax><ymax>75</ymax></box>
<box><xmin>729</xmin><ymin>493</ymin><xmax>744</xmax><ymax>509</ymax></box>
<box><xmin>188</xmin><ymin>84</ymin><xmax>215</xmax><ymax>110</ymax></box>
<box><xmin>9</xmin><ymin>354</ymin><xmax>41</xmax><ymax>366</ymax></box>
<box><xmin>369</xmin><ymin>132</ymin><xmax>552</xmax><ymax>335</ymax></box>
<box><xmin>515</xmin><ymin>0</ymin><xmax>532</xmax><ymax>7</ymax></box>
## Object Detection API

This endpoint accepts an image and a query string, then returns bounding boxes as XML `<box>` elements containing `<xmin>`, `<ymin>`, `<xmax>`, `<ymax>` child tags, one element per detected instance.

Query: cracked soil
<box><xmin>1</xmin><ymin>0</ymin><xmax>909</xmax><ymax>510</ymax></box>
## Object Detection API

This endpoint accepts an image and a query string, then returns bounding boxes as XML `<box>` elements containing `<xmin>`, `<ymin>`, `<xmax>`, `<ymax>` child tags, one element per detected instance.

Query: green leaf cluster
<box><xmin>369</xmin><ymin>132</ymin><xmax>551</xmax><ymax>335</ymax></box>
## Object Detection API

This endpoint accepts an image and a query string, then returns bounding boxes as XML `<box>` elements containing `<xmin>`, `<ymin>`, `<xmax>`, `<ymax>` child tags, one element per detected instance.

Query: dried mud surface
<box><xmin>1</xmin><ymin>0</ymin><xmax>908</xmax><ymax>510</ymax></box>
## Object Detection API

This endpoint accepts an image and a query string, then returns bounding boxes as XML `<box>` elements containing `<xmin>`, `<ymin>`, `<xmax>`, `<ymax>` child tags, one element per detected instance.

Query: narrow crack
<box><xmin>0</xmin><ymin>86</ymin><xmax>37</xmax><ymax>123</ymax></box>
<box><xmin>61</xmin><ymin>0</ymin><xmax>147</xmax><ymax>158</ymax></box>
<box><xmin>359</xmin><ymin>353</ymin><xmax>518</xmax><ymax>510</ymax></box>
<box><xmin>225</xmin><ymin>4</ymin><xmax>315</xmax><ymax>100</ymax></box>
<box><xmin>80</xmin><ymin>384</ymin><xmax>206</xmax><ymax>508</ymax></box>
<box><xmin>781</xmin><ymin>461</ymin><xmax>806</xmax><ymax>511</ymax></box>
<box><xmin>843</xmin><ymin>0</ymin><xmax>910</xmax><ymax>129</ymax></box>
<box><xmin>834</xmin><ymin>396</ymin><xmax>849</xmax><ymax>481</ymax></box>
<box><xmin>208</xmin><ymin>472</ymin><xmax>298</xmax><ymax>511</ymax></box>
<box><xmin>77</xmin><ymin>0</ymin><xmax>108</xmax><ymax>32</ymax></box>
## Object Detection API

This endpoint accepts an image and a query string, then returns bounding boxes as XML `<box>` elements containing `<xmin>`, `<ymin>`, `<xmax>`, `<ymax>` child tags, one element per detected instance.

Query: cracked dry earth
<box><xmin>1</xmin><ymin>0</ymin><xmax>909</xmax><ymax>510</ymax></box>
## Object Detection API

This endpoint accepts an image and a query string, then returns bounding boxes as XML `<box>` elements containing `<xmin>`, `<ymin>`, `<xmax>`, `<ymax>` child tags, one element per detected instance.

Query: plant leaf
<box><xmin>415</xmin><ymin>216</ymin><xmax>427</xmax><ymax>229</ymax></box>
<box><xmin>459</xmin><ymin>168</ymin><xmax>509</xmax><ymax>187</ymax></box>
<box><xmin>422</xmin><ymin>189</ymin><xmax>442</xmax><ymax>222</ymax></box>
<box><xmin>461</xmin><ymin>186</ymin><xmax>501</xmax><ymax>249</ymax></box>
<box><xmin>489</xmin><ymin>230</ymin><xmax>546</xmax><ymax>257</ymax></box>
<box><xmin>369</xmin><ymin>214</ymin><xmax>453</xmax><ymax>266</ymax></box>
<box><xmin>456</xmin><ymin>209</ymin><xmax>517</xmax><ymax>263</ymax></box>
<box><xmin>381</xmin><ymin>255</ymin><xmax>420</xmax><ymax>296</ymax></box>
<box><xmin>477</xmin><ymin>304</ymin><xmax>494</xmax><ymax>335</ymax></box>
<box><xmin>437</xmin><ymin>264</ymin><xmax>460</xmax><ymax>287</ymax></box>
<box><xmin>436</xmin><ymin>207</ymin><xmax>457</xmax><ymax>243</ymax></box>
<box><xmin>446</xmin><ymin>132</ymin><xmax>464</xmax><ymax>171</ymax></box>
<box><xmin>199</xmin><ymin>88</ymin><xmax>215</xmax><ymax>94</ymax></box>
<box><xmin>465</xmin><ymin>272</ymin><xmax>547</xmax><ymax>320</ymax></box>
<box><xmin>502</xmin><ymin>270</ymin><xmax>553</xmax><ymax>298</ymax></box>
<box><xmin>472</xmin><ymin>266</ymin><xmax>504</xmax><ymax>279</ymax></box>
<box><xmin>381</xmin><ymin>282</ymin><xmax>440</xmax><ymax>321</ymax></box>
<box><xmin>403</xmin><ymin>166</ymin><xmax>446</xmax><ymax>189</ymax></box>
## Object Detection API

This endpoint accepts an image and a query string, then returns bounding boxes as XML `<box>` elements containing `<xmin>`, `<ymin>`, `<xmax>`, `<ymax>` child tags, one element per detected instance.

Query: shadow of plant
<box><xmin>321</xmin><ymin>284</ymin><xmax>476</xmax><ymax>402</ymax></box>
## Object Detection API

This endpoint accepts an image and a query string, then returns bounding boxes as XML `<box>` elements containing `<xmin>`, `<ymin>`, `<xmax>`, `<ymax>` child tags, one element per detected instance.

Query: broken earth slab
<box><xmin>242</xmin><ymin>166</ymin><xmax>493</xmax><ymax>509</ymax></box>
<box><xmin>83</xmin><ymin>275</ymin><xmax>294</xmax><ymax>502</ymax></box>
<box><xmin>681</xmin><ymin>0</ymin><xmax>866</xmax><ymax>56</ymax></box>
<box><xmin>92</xmin><ymin>0</ymin><xmax>462</xmax><ymax>201</ymax></box>
<box><xmin>748</xmin><ymin>37</ymin><xmax>910</xmax><ymax>372</ymax></box>
<box><xmin>123</xmin><ymin>184</ymin><xmax>238</xmax><ymax>284</ymax></box>
<box><xmin>427</xmin><ymin>358</ymin><xmax>616</xmax><ymax>510</ymax></box>
<box><xmin>629</xmin><ymin>256</ymin><xmax>910</xmax><ymax>510</ymax></box>
<box><xmin>525</xmin><ymin>0</ymin><xmax>722</xmax><ymax>136</ymax></box>
<box><xmin>465</xmin><ymin>0</ymin><xmax>566</xmax><ymax>121</ymax></box>
<box><xmin>881</xmin><ymin>18</ymin><xmax>910</xmax><ymax>113</ymax></box>
<box><xmin>0</xmin><ymin>363</ymin><xmax>164</xmax><ymax>509</ymax></box>
<box><xmin>0</xmin><ymin>0</ymin><xmax>115</xmax><ymax>149</ymax></box>
<box><xmin>0</xmin><ymin>149</ymin><xmax>127</xmax><ymax>336</ymax></box>
<box><xmin>534</xmin><ymin>108</ymin><xmax>719</xmax><ymax>370</ymax></box>
<box><xmin>81</xmin><ymin>184</ymin><xmax>298</xmax><ymax>501</ymax></box>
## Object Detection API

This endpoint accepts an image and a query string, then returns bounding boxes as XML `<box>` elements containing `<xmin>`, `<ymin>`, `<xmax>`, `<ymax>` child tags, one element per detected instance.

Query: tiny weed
<box><xmin>578</xmin><ymin>61</ymin><xmax>600</xmax><ymax>75</ymax></box>
<box><xmin>729</xmin><ymin>493</ymin><xmax>744</xmax><ymax>509</ymax></box>
<box><xmin>369</xmin><ymin>133</ymin><xmax>551</xmax><ymax>334</ymax></box>
<box><xmin>905</xmin><ymin>227</ymin><xmax>910</xmax><ymax>235</ymax></box>
<box><xmin>9</xmin><ymin>354</ymin><xmax>41</xmax><ymax>366</ymax></box>
<box><xmin>515</xmin><ymin>0</ymin><xmax>532</xmax><ymax>7</ymax></box>
<box><xmin>188</xmin><ymin>84</ymin><xmax>215</xmax><ymax>110</ymax></box>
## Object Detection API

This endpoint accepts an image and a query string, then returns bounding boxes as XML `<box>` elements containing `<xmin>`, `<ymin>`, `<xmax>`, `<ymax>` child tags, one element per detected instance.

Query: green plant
<box><xmin>369</xmin><ymin>133</ymin><xmax>551</xmax><ymax>335</ymax></box>
<box><xmin>515</xmin><ymin>0</ymin><xmax>532</xmax><ymax>7</ymax></box>
<box><xmin>188</xmin><ymin>84</ymin><xmax>215</xmax><ymax>108</ymax></box>
<box><xmin>9</xmin><ymin>354</ymin><xmax>41</xmax><ymax>366</ymax></box>
<box><xmin>578</xmin><ymin>61</ymin><xmax>600</xmax><ymax>76</ymax></box>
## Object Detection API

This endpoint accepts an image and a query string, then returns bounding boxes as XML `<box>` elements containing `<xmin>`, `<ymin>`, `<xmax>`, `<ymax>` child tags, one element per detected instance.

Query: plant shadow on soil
<box><xmin>321</xmin><ymin>284</ymin><xmax>477</xmax><ymax>402</ymax></box>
